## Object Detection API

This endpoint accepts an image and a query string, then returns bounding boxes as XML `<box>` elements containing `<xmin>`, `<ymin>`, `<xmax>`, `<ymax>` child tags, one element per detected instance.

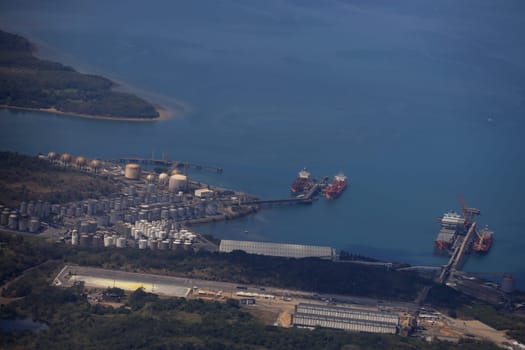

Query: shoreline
<box><xmin>0</xmin><ymin>104</ymin><xmax>175</xmax><ymax>122</ymax></box>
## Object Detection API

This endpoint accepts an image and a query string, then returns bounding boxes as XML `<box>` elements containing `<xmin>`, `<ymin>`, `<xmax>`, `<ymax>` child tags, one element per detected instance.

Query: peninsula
<box><xmin>0</xmin><ymin>30</ymin><xmax>162</xmax><ymax>121</ymax></box>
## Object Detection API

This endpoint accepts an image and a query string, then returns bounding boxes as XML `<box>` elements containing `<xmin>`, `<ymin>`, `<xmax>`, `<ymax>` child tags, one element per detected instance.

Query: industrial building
<box><xmin>292</xmin><ymin>303</ymin><xmax>399</xmax><ymax>335</ymax></box>
<box><xmin>219</xmin><ymin>240</ymin><xmax>336</xmax><ymax>260</ymax></box>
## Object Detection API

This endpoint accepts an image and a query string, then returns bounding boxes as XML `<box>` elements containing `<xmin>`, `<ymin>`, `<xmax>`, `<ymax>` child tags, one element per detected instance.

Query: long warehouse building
<box><xmin>293</xmin><ymin>303</ymin><xmax>399</xmax><ymax>335</ymax></box>
<box><xmin>219</xmin><ymin>239</ymin><xmax>336</xmax><ymax>260</ymax></box>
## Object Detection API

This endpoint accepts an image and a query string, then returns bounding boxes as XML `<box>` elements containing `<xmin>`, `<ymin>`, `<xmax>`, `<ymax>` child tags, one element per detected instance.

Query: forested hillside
<box><xmin>0</xmin><ymin>30</ymin><xmax>159</xmax><ymax>119</ymax></box>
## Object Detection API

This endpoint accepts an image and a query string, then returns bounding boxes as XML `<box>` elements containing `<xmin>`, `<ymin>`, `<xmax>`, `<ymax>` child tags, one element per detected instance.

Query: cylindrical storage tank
<box><xmin>19</xmin><ymin>202</ymin><xmax>27</xmax><ymax>215</ymax></box>
<box><xmin>158</xmin><ymin>240</ymin><xmax>169</xmax><ymax>250</ymax></box>
<box><xmin>103</xmin><ymin>235</ymin><xmax>114</xmax><ymax>247</ymax></box>
<box><xmin>168</xmin><ymin>174</ymin><xmax>187</xmax><ymax>192</ymax></box>
<box><xmin>116</xmin><ymin>237</ymin><xmax>126</xmax><ymax>248</ymax></box>
<box><xmin>92</xmin><ymin>235</ymin><xmax>103</xmax><ymax>248</ymax></box>
<box><xmin>60</xmin><ymin>153</ymin><xmax>72</xmax><ymax>164</ymax></box>
<box><xmin>18</xmin><ymin>216</ymin><xmax>28</xmax><ymax>231</ymax></box>
<box><xmin>501</xmin><ymin>274</ymin><xmax>515</xmax><ymax>293</ymax></box>
<box><xmin>79</xmin><ymin>234</ymin><xmax>90</xmax><ymax>247</ymax></box>
<box><xmin>75</xmin><ymin>156</ymin><xmax>87</xmax><ymax>167</ymax></box>
<box><xmin>158</xmin><ymin>173</ymin><xmax>169</xmax><ymax>185</ymax></box>
<box><xmin>71</xmin><ymin>230</ymin><xmax>79</xmax><ymax>246</ymax></box>
<box><xmin>1</xmin><ymin>209</ymin><xmax>10</xmax><ymax>226</ymax></box>
<box><xmin>79</xmin><ymin>221</ymin><xmax>90</xmax><ymax>233</ymax></box>
<box><xmin>47</xmin><ymin>151</ymin><xmax>58</xmax><ymax>160</ymax></box>
<box><xmin>147</xmin><ymin>183</ymin><xmax>155</xmax><ymax>194</ymax></box>
<box><xmin>89</xmin><ymin>159</ymin><xmax>101</xmax><ymax>171</ymax></box>
<box><xmin>148</xmin><ymin>239</ymin><xmax>158</xmax><ymax>250</ymax></box>
<box><xmin>27</xmin><ymin>202</ymin><xmax>35</xmax><ymax>216</ymax></box>
<box><xmin>8</xmin><ymin>214</ymin><xmax>18</xmax><ymax>230</ymax></box>
<box><xmin>28</xmin><ymin>218</ymin><xmax>40</xmax><ymax>233</ymax></box>
<box><xmin>125</xmin><ymin>163</ymin><xmax>141</xmax><ymax>180</ymax></box>
<box><xmin>146</xmin><ymin>174</ymin><xmax>156</xmax><ymax>184</ymax></box>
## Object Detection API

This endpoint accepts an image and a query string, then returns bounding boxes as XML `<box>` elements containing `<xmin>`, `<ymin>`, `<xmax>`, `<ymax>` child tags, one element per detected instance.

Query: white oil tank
<box><xmin>89</xmin><ymin>159</ymin><xmax>101</xmax><ymax>172</ymax></box>
<box><xmin>47</xmin><ymin>151</ymin><xmax>58</xmax><ymax>160</ymax></box>
<box><xmin>158</xmin><ymin>173</ymin><xmax>169</xmax><ymax>185</ymax></box>
<box><xmin>169</xmin><ymin>174</ymin><xmax>187</xmax><ymax>192</ymax></box>
<box><xmin>75</xmin><ymin>156</ymin><xmax>87</xmax><ymax>168</ymax></box>
<box><xmin>71</xmin><ymin>230</ymin><xmax>79</xmax><ymax>246</ymax></box>
<box><xmin>104</xmin><ymin>235</ymin><xmax>114</xmax><ymax>247</ymax></box>
<box><xmin>138</xmin><ymin>239</ymin><xmax>148</xmax><ymax>249</ymax></box>
<box><xmin>146</xmin><ymin>174</ymin><xmax>156</xmax><ymax>183</ymax></box>
<box><xmin>60</xmin><ymin>153</ymin><xmax>72</xmax><ymax>165</ymax></box>
<box><xmin>116</xmin><ymin>237</ymin><xmax>126</xmax><ymax>248</ymax></box>
<box><xmin>125</xmin><ymin>163</ymin><xmax>141</xmax><ymax>179</ymax></box>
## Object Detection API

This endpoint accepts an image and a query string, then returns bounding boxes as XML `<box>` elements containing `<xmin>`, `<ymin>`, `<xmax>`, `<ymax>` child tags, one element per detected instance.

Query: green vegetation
<box><xmin>1</xmin><ymin>230</ymin><xmax>427</xmax><ymax>301</ymax></box>
<box><xmin>427</xmin><ymin>285</ymin><xmax>525</xmax><ymax>343</ymax></box>
<box><xmin>0</xmin><ymin>30</ymin><xmax>159</xmax><ymax>119</ymax></box>
<box><xmin>1</xmin><ymin>262</ymin><xmax>500</xmax><ymax>350</ymax></box>
<box><xmin>0</xmin><ymin>151</ymin><xmax>119</xmax><ymax>206</ymax></box>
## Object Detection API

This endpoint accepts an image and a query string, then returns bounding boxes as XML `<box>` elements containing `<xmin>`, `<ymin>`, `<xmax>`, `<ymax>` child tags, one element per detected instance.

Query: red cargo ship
<box><xmin>291</xmin><ymin>168</ymin><xmax>312</xmax><ymax>193</ymax></box>
<box><xmin>472</xmin><ymin>226</ymin><xmax>493</xmax><ymax>253</ymax></box>
<box><xmin>325</xmin><ymin>173</ymin><xmax>348</xmax><ymax>199</ymax></box>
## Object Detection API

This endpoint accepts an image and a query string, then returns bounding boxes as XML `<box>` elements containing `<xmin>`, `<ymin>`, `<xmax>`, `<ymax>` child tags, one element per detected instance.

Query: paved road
<box><xmin>54</xmin><ymin>265</ymin><xmax>419</xmax><ymax>314</ymax></box>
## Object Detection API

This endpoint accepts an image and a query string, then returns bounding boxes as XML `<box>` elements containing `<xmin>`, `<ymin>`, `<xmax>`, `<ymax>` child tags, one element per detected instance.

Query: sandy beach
<box><xmin>0</xmin><ymin>104</ymin><xmax>177</xmax><ymax>122</ymax></box>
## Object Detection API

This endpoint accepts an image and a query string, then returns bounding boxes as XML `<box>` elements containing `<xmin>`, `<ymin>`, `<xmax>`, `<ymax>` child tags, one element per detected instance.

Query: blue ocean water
<box><xmin>1</xmin><ymin>1</ymin><xmax>524</xmax><ymax>287</ymax></box>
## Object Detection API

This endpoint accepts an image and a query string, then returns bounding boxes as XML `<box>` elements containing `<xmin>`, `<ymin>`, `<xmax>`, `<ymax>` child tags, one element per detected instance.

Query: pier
<box><xmin>241</xmin><ymin>198</ymin><xmax>312</xmax><ymax>206</ymax></box>
<box><xmin>240</xmin><ymin>183</ymin><xmax>321</xmax><ymax>207</ymax></box>
<box><xmin>438</xmin><ymin>222</ymin><xmax>477</xmax><ymax>284</ymax></box>
<box><xmin>114</xmin><ymin>157</ymin><xmax>223</xmax><ymax>173</ymax></box>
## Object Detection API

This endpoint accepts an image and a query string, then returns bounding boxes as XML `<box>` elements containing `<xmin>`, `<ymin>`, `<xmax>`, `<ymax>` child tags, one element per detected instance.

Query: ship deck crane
<box><xmin>459</xmin><ymin>193</ymin><xmax>480</xmax><ymax>228</ymax></box>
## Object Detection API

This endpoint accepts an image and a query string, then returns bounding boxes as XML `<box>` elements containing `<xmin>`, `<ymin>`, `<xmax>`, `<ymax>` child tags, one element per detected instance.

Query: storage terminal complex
<box><xmin>2</xmin><ymin>152</ymin><xmax>523</xmax><ymax>345</ymax></box>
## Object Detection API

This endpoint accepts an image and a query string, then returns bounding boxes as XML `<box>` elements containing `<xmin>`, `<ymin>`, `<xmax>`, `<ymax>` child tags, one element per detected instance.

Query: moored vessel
<box><xmin>472</xmin><ymin>225</ymin><xmax>493</xmax><ymax>253</ymax></box>
<box><xmin>325</xmin><ymin>173</ymin><xmax>348</xmax><ymax>199</ymax></box>
<box><xmin>434</xmin><ymin>211</ymin><xmax>464</xmax><ymax>250</ymax></box>
<box><xmin>291</xmin><ymin>168</ymin><xmax>312</xmax><ymax>193</ymax></box>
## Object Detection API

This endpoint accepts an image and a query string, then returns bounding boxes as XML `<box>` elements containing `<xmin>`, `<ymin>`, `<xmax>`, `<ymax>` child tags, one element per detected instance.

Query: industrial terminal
<box><xmin>1</xmin><ymin>151</ymin><xmax>522</xmax><ymax>346</ymax></box>
<box><xmin>0</xmin><ymin>152</ymin><xmax>262</xmax><ymax>251</ymax></box>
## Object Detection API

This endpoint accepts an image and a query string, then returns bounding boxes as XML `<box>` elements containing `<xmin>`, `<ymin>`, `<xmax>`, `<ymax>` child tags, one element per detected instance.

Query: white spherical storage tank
<box><xmin>158</xmin><ymin>173</ymin><xmax>169</xmax><ymax>185</ymax></box>
<box><xmin>125</xmin><ymin>163</ymin><xmax>141</xmax><ymax>179</ymax></box>
<box><xmin>146</xmin><ymin>174</ymin><xmax>156</xmax><ymax>183</ymax></box>
<box><xmin>168</xmin><ymin>174</ymin><xmax>187</xmax><ymax>192</ymax></box>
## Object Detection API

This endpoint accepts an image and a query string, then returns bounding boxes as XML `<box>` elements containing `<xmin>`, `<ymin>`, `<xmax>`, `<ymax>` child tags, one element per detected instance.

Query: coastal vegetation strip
<box><xmin>0</xmin><ymin>30</ymin><xmax>160</xmax><ymax>120</ymax></box>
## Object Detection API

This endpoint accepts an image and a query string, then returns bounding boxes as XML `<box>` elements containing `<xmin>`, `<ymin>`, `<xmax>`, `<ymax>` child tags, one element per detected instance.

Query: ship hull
<box><xmin>325</xmin><ymin>176</ymin><xmax>348</xmax><ymax>199</ymax></box>
<box><xmin>472</xmin><ymin>237</ymin><xmax>492</xmax><ymax>253</ymax></box>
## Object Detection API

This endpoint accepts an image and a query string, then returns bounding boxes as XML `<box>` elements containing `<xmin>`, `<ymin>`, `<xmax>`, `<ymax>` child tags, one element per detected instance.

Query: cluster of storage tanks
<box><xmin>46</xmin><ymin>152</ymin><xmax>102</xmax><ymax>172</ymax></box>
<box><xmin>0</xmin><ymin>203</ymin><xmax>43</xmax><ymax>233</ymax></box>
<box><xmin>130</xmin><ymin>220</ymin><xmax>197</xmax><ymax>249</ymax></box>
<box><xmin>70</xmin><ymin>219</ymin><xmax>198</xmax><ymax>251</ymax></box>
<box><xmin>124</xmin><ymin>164</ymin><xmax>188</xmax><ymax>193</ymax></box>
<box><xmin>71</xmin><ymin>229</ymin><xmax>126</xmax><ymax>248</ymax></box>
